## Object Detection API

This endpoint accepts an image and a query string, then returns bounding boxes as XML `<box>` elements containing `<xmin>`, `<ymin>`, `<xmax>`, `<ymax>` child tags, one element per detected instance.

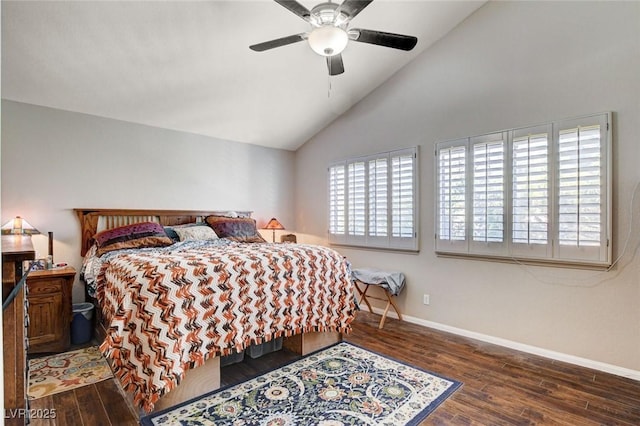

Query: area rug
<box><xmin>141</xmin><ymin>342</ymin><xmax>462</xmax><ymax>426</ymax></box>
<box><xmin>27</xmin><ymin>346</ymin><xmax>113</xmax><ymax>399</ymax></box>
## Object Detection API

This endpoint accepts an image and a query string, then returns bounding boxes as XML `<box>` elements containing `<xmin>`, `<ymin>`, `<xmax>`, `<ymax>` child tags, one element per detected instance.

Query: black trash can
<box><xmin>71</xmin><ymin>302</ymin><xmax>94</xmax><ymax>344</ymax></box>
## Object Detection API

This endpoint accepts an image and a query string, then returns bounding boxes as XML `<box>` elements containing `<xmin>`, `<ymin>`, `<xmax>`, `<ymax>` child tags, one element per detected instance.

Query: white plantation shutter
<box><xmin>328</xmin><ymin>147</ymin><xmax>419</xmax><ymax>251</ymax></box>
<box><xmin>347</xmin><ymin>161</ymin><xmax>366</xmax><ymax>239</ymax></box>
<box><xmin>470</xmin><ymin>133</ymin><xmax>506</xmax><ymax>254</ymax></box>
<box><xmin>435</xmin><ymin>112</ymin><xmax>611</xmax><ymax>267</ymax></box>
<box><xmin>391</xmin><ymin>149</ymin><xmax>418</xmax><ymax>250</ymax></box>
<box><xmin>368</xmin><ymin>158</ymin><xmax>388</xmax><ymax>241</ymax></box>
<box><xmin>558</xmin><ymin>127</ymin><xmax>601</xmax><ymax>246</ymax></box>
<box><xmin>511</xmin><ymin>125</ymin><xmax>552</xmax><ymax>258</ymax></box>
<box><xmin>555</xmin><ymin>115</ymin><xmax>609</xmax><ymax>263</ymax></box>
<box><xmin>436</xmin><ymin>140</ymin><xmax>467</xmax><ymax>252</ymax></box>
<box><xmin>328</xmin><ymin>163</ymin><xmax>346</xmax><ymax>243</ymax></box>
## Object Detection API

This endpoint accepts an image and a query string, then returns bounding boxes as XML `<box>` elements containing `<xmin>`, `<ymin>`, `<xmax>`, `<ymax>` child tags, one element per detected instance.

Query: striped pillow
<box><xmin>94</xmin><ymin>222</ymin><xmax>173</xmax><ymax>256</ymax></box>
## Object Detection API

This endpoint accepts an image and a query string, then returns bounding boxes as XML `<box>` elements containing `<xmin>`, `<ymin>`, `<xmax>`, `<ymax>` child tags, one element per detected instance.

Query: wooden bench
<box><xmin>352</xmin><ymin>268</ymin><xmax>405</xmax><ymax>329</ymax></box>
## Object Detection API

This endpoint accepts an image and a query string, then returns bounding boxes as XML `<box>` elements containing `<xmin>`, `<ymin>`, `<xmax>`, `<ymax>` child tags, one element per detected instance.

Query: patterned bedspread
<box><xmin>93</xmin><ymin>240</ymin><xmax>355</xmax><ymax>412</ymax></box>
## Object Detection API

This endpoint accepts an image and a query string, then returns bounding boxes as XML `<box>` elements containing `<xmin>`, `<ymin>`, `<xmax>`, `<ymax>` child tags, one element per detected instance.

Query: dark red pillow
<box><xmin>93</xmin><ymin>222</ymin><xmax>173</xmax><ymax>256</ymax></box>
<box><xmin>205</xmin><ymin>216</ymin><xmax>267</xmax><ymax>243</ymax></box>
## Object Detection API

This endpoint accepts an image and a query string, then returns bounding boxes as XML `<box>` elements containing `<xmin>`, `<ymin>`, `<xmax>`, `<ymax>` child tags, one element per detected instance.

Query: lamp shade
<box><xmin>263</xmin><ymin>218</ymin><xmax>285</xmax><ymax>231</ymax></box>
<box><xmin>263</xmin><ymin>218</ymin><xmax>285</xmax><ymax>243</ymax></box>
<box><xmin>1</xmin><ymin>216</ymin><xmax>40</xmax><ymax>235</ymax></box>
<box><xmin>308</xmin><ymin>26</ymin><xmax>348</xmax><ymax>56</ymax></box>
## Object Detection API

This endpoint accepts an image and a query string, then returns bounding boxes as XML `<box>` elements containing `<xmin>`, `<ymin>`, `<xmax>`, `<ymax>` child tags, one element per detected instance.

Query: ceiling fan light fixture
<box><xmin>250</xmin><ymin>0</ymin><xmax>418</xmax><ymax>75</ymax></box>
<box><xmin>308</xmin><ymin>26</ymin><xmax>348</xmax><ymax>57</ymax></box>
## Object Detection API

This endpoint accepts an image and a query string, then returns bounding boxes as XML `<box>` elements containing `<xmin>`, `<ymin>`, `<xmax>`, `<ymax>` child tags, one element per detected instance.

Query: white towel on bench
<box><xmin>351</xmin><ymin>268</ymin><xmax>406</xmax><ymax>296</ymax></box>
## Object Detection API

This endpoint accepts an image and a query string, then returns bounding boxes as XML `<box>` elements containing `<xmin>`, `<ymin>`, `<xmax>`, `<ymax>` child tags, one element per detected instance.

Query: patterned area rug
<box><xmin>27</xmin><ymin>346</ymin><xmax>113</xmax><ymax>399</ymax></box>
<box><xmin>142</xmin><ymin>342</ymin><xmax>461</xmax><ymax>425</ymax></box>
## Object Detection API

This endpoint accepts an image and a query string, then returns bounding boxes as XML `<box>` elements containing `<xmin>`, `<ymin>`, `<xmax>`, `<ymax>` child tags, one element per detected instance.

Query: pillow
<box><xmin>173</xmin><ymin>225</ymin><xmax>219</xmax><ymax>241</ymax></box>
<box><xmin>215</xmin><ymin>211</ymin><xmax>250</xmax><ymax>218</ymax></box>
<box><xmin>205</xmin><ymin>216</ymin><xmax>267</xmax><ymax>243</ymax></box>
<box><xmin>164</xmin><ymin>223</ymin><xmax>203</xmax><ymax>243</ymax></box>
<box><xmin>163</xmin><ymin>226</ymin><xmax>180</xmax><ymax>243</ymax></box>
<box><xmin>94</xmin><ymin>222</ymin><xmax>173</xmax><ymax>256</ymax></box>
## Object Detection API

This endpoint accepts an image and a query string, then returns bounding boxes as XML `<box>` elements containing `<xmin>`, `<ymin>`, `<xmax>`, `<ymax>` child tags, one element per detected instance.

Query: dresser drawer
<box><xmin>28</xmin><ymin>278</ymin><xmax>64</xmax><ymax>295</ymax></box>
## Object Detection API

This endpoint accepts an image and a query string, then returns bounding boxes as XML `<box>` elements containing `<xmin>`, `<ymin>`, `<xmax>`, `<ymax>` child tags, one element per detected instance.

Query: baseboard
<box><xmin>366</xmin><ymin>307</ymin><xmax>640</xmax><ymax>381</ymax></box>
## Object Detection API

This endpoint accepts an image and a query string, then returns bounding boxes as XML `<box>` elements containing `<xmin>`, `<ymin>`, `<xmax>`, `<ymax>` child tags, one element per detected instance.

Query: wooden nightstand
<box><xmin>26</xmin><ymin>266</ymin><xmax>76</xmax><ymax>354</ymax></box>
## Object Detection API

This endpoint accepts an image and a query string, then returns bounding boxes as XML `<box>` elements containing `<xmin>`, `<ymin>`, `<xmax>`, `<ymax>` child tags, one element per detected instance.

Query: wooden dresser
<box><xmin>2</xmin><ymin>235</ymin><xmax>35</xmax><ymax>424</ymax></box>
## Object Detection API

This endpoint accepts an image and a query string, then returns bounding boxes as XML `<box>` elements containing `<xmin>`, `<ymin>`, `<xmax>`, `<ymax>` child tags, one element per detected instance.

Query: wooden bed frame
<box><xmin>74</xmin><ymin>208</ymin><xmax>341</xmax><ymax>414</ymax></box>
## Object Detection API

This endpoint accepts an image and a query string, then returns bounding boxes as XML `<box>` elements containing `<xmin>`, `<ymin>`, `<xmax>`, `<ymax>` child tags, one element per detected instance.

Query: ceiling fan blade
<box><xmin>274</xmin><ymin>0</ymin><xmax>311</xmax><ymax>22</ymax></box>
<box><xmin>336</xmin><ymin>0</ymin><xmax>374</xmax><ymax>20</ymax></box>
<box><xmin>326</xmin><ymin>54</ymin><xmax>345</xmax><ymax>76</ymax></box>
<box><xmin>350</xmin><ymin>28</ymin><xmax>418</xmax><ymax>51</ymax></box>
<box><xmin>249</xmin><ymin>34</ymin><xmax>306</xmax><ymax>52</ymax></box>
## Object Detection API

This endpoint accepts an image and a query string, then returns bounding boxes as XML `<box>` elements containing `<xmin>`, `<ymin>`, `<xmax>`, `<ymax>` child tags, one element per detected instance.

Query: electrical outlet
<box><xmin>423</xmin><ymin>294</ymin><xmax>430</xmax><ymax>305</ymax></box>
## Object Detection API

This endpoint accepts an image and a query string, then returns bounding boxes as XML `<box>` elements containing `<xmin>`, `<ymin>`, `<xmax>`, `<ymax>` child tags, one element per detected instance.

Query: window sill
<box><xmin>435</xmin><ymin>251</ymin><xmax>611</xmax><ymax>271</ymax></box>
<box><xmin>330</xmin><ymin>243</ymin><xmax>420</xmax><ymax>255</ymax></box>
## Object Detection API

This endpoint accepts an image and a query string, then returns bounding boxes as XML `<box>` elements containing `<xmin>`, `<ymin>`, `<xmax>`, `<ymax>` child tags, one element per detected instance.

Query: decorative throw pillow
<box><xmin>205</xmin><ymin>216</ymin><xmax>267</xmax><ymax>243</ymax></box>
<box><xmin>94</xmin><ymin>222</ymin><xmax>173</xmax><ymax>256</ymax></box>
<box><xmin>173</xmin><ymin>225</ymin><xmax>219</xmax><ymax>241</ymax></box>
<box><xmin>164</xmin><ymin>223</ymin><xmax>205</xmax><ymax>243</ymax></box>
<box><xmin>163</xmin><ymin>226</ymin><xmax>180</xmax><ymax>243</ymax></box>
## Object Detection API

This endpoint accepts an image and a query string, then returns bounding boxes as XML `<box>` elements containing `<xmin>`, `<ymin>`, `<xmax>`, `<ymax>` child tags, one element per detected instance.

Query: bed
<box><xmin>75</xmin><ymin>208</ymin><xmax>355</xmax><ymax>413</ymax></box>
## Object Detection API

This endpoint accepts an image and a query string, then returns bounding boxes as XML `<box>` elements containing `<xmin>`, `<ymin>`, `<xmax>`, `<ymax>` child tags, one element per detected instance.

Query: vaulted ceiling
<box><xmin>2</xmin><ymin>1</ymin><xmax>484</xmax><ymax>151</ymax></box>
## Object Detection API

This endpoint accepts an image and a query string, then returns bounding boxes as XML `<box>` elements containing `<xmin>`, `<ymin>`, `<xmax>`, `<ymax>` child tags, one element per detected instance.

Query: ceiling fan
<box><xmin>249</xmin><ymin>0</ymin><xmax>418</xmax><ymax>76</ymax></box>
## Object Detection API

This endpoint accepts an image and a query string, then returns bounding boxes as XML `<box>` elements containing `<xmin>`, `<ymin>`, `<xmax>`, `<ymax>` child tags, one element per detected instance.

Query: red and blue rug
<box><xmin>142</xmin><ymin>342</ymin><xmax>461</xmax><ymax>425</ymax></box>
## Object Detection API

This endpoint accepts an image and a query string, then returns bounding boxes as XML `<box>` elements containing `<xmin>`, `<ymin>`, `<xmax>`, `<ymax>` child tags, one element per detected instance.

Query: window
<box><xmin>328</xmin><ymin>147</ymin><xmax>418</xmax><ymax>251</ymax></box>
<box><xmin>328</xmin><ymin>165</ymin><xmax>345</xmax><ymax>235</ymax></box>
<box><xmin>471</xmin><ymin>133</ymin><xmax>506</xmax><ymax>254</ymax></box>
<box><xmin>437</xmin><ymin>142</ymin><xmax>466</xmax><ymax>250</ymax></box>
<box><xmin>511</xmin><ymin>125</ymin><xmax>551</xmax><ymax>258</ymax></box>
<box><xmin>435</xmin><ymin>113</ymin><xmax>611</xmax><ymax>266</ymax></box>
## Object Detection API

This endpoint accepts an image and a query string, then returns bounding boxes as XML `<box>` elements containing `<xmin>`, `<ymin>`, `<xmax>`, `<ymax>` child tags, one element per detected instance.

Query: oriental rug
<box><xmin>141</xmin><ymin>342</ymin><xmax>461</xmax><ymax>425</ymax></box>
<box><xmin>27</xmin><ymin>346</ymin><xmax>113</xmax><ymax>399</ymax></box>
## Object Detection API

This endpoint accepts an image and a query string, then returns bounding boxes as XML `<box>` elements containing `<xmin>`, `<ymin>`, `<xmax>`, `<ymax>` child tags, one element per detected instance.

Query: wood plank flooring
<box><xmin>29</xmin><ymin>311</ymin><xmax>640</xmax><ymax>425</ymax></box>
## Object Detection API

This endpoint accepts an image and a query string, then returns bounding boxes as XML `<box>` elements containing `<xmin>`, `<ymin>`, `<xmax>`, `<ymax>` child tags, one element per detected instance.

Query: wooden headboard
<box><xmin>74</xmin><ymin>208</ymin><xmax>252</xmax><ymax>256</ymax></box>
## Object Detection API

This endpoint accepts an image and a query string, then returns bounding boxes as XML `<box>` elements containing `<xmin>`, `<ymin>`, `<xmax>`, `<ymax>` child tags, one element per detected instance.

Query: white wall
<box><xmin>1</xmin><ymin>100</ymin><xmax>296</xmax><ymax>301</ymax></box>
<box><xmin>295</xmin><ymin>1</ymin><xmax>640</xmax><ymax>372</ymax></box>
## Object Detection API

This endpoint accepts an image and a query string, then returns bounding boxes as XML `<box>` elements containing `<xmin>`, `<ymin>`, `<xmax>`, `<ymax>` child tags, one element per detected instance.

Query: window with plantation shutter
<box><xmin>435</xmin><ymin>112</ymin><xmax>611</xmax><ymax>267</ymax></box>
<box><xmin>392</xmin><ymin>154</ymin><xmax>414</xmax><ymax>238</ymax></box>
<box><xmin>436</xmin><ymin>141</ymin><xmax>467</xmax><ymax>252</ymax></box>
<box><xmin>347</xmin><ymin>161</ymin><xmax>366</xmax><ymax>241</ymax></box>
<box><xmin>470</xmin><ymin>133</ymin><xmax>506</xmax><ymax>254</ymax></box>
<box><xmin>391</xmin><ymin>149</ymin><xmax>418</xmax><ymax>249</ymax></box>
<box><xmin>369</xmin><ymin>158</ymin><xmax>388</xmax><ymax>237</ymax></box>
<box><xmin>558</xmin><ymin>126</ymin><xmax>601</xmax><ymax>246</ymax></box>
<box><xmin>328</xmin><ymin>163</ymin><xmax>345</xmax><ymax>238</ymax></box>
<box><xmin>511</xmin><ymin>125</ymin><xmax>551</xmax><ymax>258</ymax></box>
<box><xmin>555</xmin><ymin>115</ymin><xmax>609</xmax><ymax>263</ymax></box>
<box><xmin>328</xmin><ymin>147</ymin><xmax>418</xmax><ymax>251</ymax></box>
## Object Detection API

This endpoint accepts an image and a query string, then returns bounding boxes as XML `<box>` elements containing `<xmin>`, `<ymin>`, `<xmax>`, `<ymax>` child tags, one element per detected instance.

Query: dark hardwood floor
<box><xmin>29</xmin><ymin>311</ymin><xmax>640</xmax><ymax>425</ymax></box>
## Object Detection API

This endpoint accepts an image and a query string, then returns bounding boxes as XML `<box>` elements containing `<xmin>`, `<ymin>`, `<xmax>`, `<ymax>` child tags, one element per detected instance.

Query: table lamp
<box><xmin>1</xmin><ymin>217</ymin><xmax>54</xmax><ymax>267</ymax></box>
<box><xmin>1</xmin><ymin>216</ymin><xmax>40</xmax><ymax>235</ymax></box>
<box><xmin>263</xmin><ymin>218</ymin><xmax>285</xmax><ymax>243</ymax></box>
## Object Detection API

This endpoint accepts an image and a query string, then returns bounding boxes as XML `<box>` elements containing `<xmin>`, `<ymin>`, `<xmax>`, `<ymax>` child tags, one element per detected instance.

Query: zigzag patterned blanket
<box><xmin>95</xmin><ymin>241</ymin><xmax>355</xmax><ymax>412</ymax></box>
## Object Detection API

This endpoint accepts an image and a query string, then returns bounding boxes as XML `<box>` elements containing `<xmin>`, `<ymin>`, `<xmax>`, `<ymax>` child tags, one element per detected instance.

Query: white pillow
<box><xmin>174</xmin><ymin>225</ymin><xmax>219</xmax><ymax>241</ymax></box>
